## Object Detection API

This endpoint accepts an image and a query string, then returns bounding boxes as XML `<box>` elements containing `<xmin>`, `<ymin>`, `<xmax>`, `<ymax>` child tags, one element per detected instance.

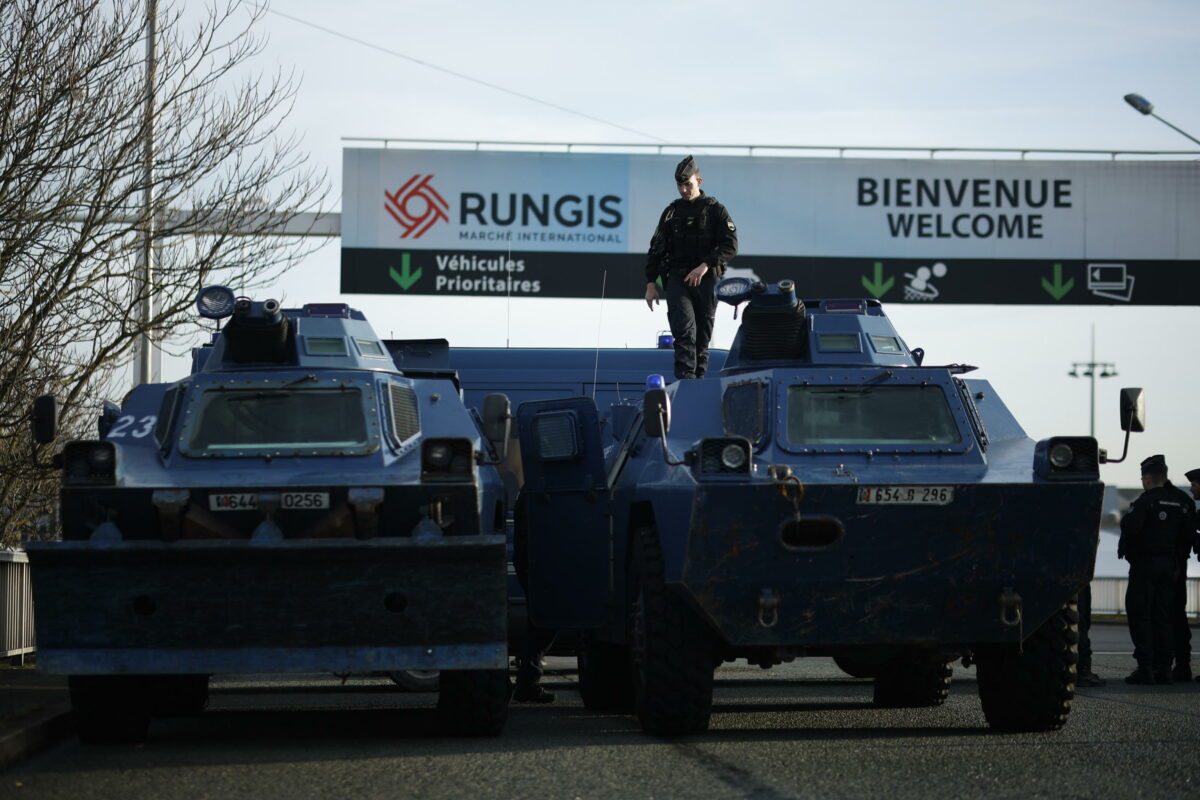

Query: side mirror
<box><xmin>643</xmin><ymin>388</ymin><xmax>671</xmax><ymax>438</ymax></box>
<box><xmin>31</xmin><ymin>395</ymin><xmax>57</xmax><ymax>444</ymax></box>
<box><xmin>482</xmin><ymin>393</ymin><xmax>511</xmax><ymax>460</ymax></box>
<box><xmin>1119</xmin><ymin>387</ymin><xmax>1145</xmax><ymax>433</ymax></box>
<box><xmin>98</xmin><ymin>400</ymin><xmax>121</xmax><ymax>439</ymax></box>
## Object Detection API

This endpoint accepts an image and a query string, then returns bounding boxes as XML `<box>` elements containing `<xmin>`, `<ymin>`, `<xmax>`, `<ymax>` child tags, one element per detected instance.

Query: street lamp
<box><xmin>1123</xmin><ymin>93</ymin><xmax>1200</xmax><ymax>147</ymax></box>
<box><xmin>1068</xmin><ymin>325</ymin><xmax>1117</xmax><ymax>438</ymax></box>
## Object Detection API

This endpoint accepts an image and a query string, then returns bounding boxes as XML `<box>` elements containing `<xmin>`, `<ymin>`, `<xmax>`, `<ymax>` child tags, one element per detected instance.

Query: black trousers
<box><xmin>1127</xmin><ymin>556</ymin><xmax>1176</xmax><ymax>670</ymax></box>
<box><xmin>1078</xmin><ymin>584</ymin><xmax>1094</xmax><ymax>672</ymax></box>
<box><xmin>666</xmin><ymin>271</ymin><xmax>717</xmax><ymax>379</ymax></box>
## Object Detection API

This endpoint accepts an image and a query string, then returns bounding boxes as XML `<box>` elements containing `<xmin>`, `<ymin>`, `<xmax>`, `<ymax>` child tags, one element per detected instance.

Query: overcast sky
<box><xmin>165</xmin><ymin>0</ymin><xmax>1200</xmax><ymax>489</ymax></box>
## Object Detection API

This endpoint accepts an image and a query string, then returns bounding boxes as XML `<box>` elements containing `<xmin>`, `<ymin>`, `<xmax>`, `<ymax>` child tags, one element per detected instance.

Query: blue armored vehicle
<box><xmin>27</xmin><ymin>287</ymin><xmax>513</xmax><ymax>742</ymax></box>
<box><xmin>514</xmin><ymin>278</ymin><xmax>1143</xmax><ymax>735</ymax></box>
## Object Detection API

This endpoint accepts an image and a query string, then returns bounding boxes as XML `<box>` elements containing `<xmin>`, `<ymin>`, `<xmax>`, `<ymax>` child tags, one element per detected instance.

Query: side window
<box><xmin>722</xmin><ymin>381</ymin><xmax>766</xmax><ymax>446</ymax></box>
<box><xmin>389</xmin><ymin>383</ymin><xmax>420</xmax><ymax>444</ymax></box>
<box><xmin>155</xmin><ymin>387</ymin><xmax>181</xmax><ymax>450</ymax></box>
<box><xmin>953</xmin><ymin>378</ymin><xmax>989</xmax><ymax>452</ymax></box>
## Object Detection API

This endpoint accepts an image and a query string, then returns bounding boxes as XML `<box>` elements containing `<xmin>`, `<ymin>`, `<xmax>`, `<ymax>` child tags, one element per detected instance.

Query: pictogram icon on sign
<box><xmin>385</xmin><ymin>175</ymin><xmax>449</xmax><ymax>239</ymax></box>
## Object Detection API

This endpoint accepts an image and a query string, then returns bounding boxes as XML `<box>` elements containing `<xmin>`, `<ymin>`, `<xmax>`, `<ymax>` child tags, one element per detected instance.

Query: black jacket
<box><xmin>1118</xmin><ymin>482</ymin><xmax>1196</xmax><ymax>561</ymax></box>
<box><xmin>644</xmin><ymin>192</ymin><xmax>737</xmax><ymax>285</ymax></box>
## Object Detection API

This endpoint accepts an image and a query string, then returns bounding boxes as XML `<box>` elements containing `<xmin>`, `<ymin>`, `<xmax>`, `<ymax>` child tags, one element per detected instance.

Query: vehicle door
<box><xmin>516</xmin><ymin>397</ymin><xmax>610</xmax><ymax>628</ymax></box>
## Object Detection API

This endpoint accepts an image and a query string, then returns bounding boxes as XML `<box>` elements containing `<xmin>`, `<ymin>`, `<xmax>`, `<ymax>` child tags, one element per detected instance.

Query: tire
<box><xmin>630</xmin><ymin>526</ymin><xmax>715</xmax><ymax>736</ymax></box>
<box><xmin>388</xmin><ymin>670</ymin><xmax>441</xmax><ymax>692</ymax></box>
<box><xmin>436</xmin><ymin>669</ymin><xmax>508</xmax><ymax>737</ymax></box>
<box><xmin>834</xmin><ymin>656</ymin><xmax>884</xmax><ymax>679</ymax></box>
<box><xmin>69</xmin><ymin>675</ymin><xmax>152</xmax><ymax>745</ymax></box>
<box><xmin>873</xmin><ymin>655</ymin><xmax>953</xmax><ymax>707</ymax></box>
<box><xmin>577</xmin><ymin>632</ymin><xmax>633</xmax><ymax>711</ymax></box>
<box><xmin>150</xmin><ymin>674</ymin><xmax>209</xmax><ymax>717</ymax></box>
<box><xmin>975</xmin><ymin>601</ymin><xmax>1078</xmax><ymax>732</ymax></box>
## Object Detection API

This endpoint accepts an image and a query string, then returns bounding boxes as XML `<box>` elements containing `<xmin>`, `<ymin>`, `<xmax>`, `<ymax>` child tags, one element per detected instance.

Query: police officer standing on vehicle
<box><xmin>1119</xmin><ymin>455</ymin><xmax>1196</xmax><ymax>684</ymax></box>
<box><xmin>645</xmin><ymin>156</ymin><xmax>738</xmax><ymax>380</ymax></box>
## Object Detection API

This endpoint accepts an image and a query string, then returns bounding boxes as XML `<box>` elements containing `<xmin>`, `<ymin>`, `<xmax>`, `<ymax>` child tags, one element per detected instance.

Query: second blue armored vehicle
<box><xmin>514</xmin><ymin>278</ymin><xmax>1142</xmax><ymax>735</ymax></box>
<box><xmin>28</xmin><ymin>287</ymin><xmax>513</xmax><ymax>742</ymax></box>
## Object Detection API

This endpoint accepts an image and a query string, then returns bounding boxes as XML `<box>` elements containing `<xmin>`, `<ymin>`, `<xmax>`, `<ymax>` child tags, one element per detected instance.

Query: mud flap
<box><xmin>27</xmin><ymin>536</ymin><xmax>506</xmax><ymax>674</ymax></box>
<box><xmin>516</xmin><ymin>397</ymin><xmax>611</xmax><ymax>629</ymax></box>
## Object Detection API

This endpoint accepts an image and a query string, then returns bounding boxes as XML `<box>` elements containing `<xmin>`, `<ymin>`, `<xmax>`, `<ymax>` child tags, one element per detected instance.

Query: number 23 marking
<box><xmin>109</xmin><ymin>415</ymin><xmax>156</xmax><ymax>438</ymax></box>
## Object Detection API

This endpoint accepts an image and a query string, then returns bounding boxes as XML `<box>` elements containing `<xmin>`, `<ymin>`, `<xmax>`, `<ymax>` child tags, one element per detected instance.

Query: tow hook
<box><xmin>757</xmin><ymin>588</ymin><xmax>781</xmax><ymax>628</ymax></box>
<box><xmin>999</xmin><ymin>586</ymin><xmax>1024</xmax><ymax>652</ymax></box>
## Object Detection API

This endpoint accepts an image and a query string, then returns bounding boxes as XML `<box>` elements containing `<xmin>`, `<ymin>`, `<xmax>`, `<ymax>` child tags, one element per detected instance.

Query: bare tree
<box><xmin>0</xmin><ymin>0</ymin><xmax>329</xmax><ymax>546</ymax></box>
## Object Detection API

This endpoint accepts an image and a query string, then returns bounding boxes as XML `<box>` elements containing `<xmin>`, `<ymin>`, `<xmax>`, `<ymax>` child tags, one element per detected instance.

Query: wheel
<box><xmin>975</xmin><ymin>601</ymin><xmax>1078</xmax><ymax>732</ymax></box>
<box><xmin>69</xmin><ymin>675</ymin><xmax>152</xmax><ymax>745</ymax></box>
<box><xmin>630</xmin><ymin>526</ymin><xmax>715</xmax><ymax>736</ymax></box>
<box><xmin>388</xmin><ymin>670</ymin><xmax>441</xmax><ymax>692</ymax></box>
<box><xmin>577</xmin><ymin>631</ymin><xmax>633</xmax><ymax>711</ymax></box>
<box><xmin>436</xmin><ymin>669</ymin><xmax>508</xmax><ymax>737</ymax></box>
<box><xmin>150</xmin><ymin>674</ymin><xmax>209</xmax><ymax>716</ymax></box>
<box><xmin>873</xmin><ymin>654</ymin><xmax>953</xmax><ymax>707</ymax></box>
<box><xmin>834</xmin><ymin>655</ymin><xmax>884</xmax><ymax>679</ymax></box>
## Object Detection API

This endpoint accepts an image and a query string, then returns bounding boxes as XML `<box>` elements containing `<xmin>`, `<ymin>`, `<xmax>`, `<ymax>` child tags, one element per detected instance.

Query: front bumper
<box><xmin>677</xmin><ymin>482</ymin><xmax>1101</xmax><ymax>648</ymax></box>
<box><xmin>27</xmin><ymin>535</ymin><xmax>506</xmax><ymax>674</ymax></box>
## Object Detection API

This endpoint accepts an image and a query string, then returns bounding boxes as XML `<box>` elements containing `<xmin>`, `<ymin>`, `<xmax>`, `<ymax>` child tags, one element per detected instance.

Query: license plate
<box><xmin>209</xmin><ymin>492</ymin><xmax>330</xmax><ymax>511</ymax></box>
<box><xmin>856</xmin><ymin>486</ymin><xmax>954</xmax><ymax>505</ymax></box>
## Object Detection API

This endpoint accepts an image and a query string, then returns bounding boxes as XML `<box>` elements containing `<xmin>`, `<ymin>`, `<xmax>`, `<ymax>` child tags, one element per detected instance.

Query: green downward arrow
<box><xmin>389</xmin><ymin>253</ymin><xmax>422</xmax><ymax>291</ymax></box>
<box><xmin>861</xmin><ymin>261</ymin><xmax>894</xmax><ymax>298</ymax></box>
<box><xmin>1041</xmin><ymin>262</ymin><xmax>1073</xmax><ymax>301</ymax></box>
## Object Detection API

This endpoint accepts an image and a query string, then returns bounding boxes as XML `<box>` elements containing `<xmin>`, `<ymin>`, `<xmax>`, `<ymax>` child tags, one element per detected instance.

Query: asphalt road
<box><xmin>8</xmin><ymin>625</ymin><xmax>1199</xmax><ymax>800</ymax></box>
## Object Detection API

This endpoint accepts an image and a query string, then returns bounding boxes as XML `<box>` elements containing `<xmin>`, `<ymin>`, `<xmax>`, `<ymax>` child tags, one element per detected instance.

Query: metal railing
<box><xmin>341</xmin><ymin>136</ymin><xmax>1200</xmax><ymax>161</ymax></box>
<box><xmin>0</xmin><ymin>551</ymin><xmax>34</xmax><ymax>663</ymax></box>
<box><xmin>1091</xmin><ymin>577</ymin><xmax>1199</xmax><ymax>617</ymax></box>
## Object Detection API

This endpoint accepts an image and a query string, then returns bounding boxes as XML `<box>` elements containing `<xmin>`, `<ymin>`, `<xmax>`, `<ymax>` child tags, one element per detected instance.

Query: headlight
<box><xmin>421</xmin><ymin>438</ymin><xmax>475</xmax><ymax>481</ymax></box>
<box><xmin>195</xmin><ymin>285</ymin><xmax>236</xmax><ymax>319</ymax></box>
<box><xmin>1048</xmin><ymin>442</ymin><xmax>1074</xmax><ymax>469</ymax></box>
<box><xmin>1035</xmin><ymin>436</ymin><xmax>1099</xmax><ymax>481</ymax></box>
<box><xmin>720</xmin><ymin>443</ymin><xmax>747</xmax><ymax>470</ymax></box>
<box><xmin>695</xmin><ymin>437</ymin><xmax>751</xmax><ymax>475</ymax></box>
<box><xmin>62</xmin><ymin>440</ymin><xmax>117</xmax><ymax>485</ymax></box>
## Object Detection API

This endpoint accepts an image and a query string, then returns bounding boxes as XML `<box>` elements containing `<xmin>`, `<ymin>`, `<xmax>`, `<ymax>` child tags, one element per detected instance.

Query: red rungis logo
<box><xmin>384</xmin><ymin>175</ymin><xmax>449</xmax><ymax>238</ymax></box>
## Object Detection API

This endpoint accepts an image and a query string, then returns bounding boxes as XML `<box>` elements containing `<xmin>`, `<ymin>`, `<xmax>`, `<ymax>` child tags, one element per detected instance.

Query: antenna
<box><xmin>505</xmin><ymin>246</ymin><xmax>512</xmax><ymax>348</ymax></box>
<box><xmin>591</xmin><ymin>270</ymin><xmax>607</xmax><ymax>400</ymax></box>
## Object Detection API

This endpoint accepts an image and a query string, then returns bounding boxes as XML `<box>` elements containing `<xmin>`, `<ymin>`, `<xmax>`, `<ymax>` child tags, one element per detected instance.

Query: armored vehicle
<box><xmin>27</xmin><ymin>287</ymin><xmax>512</xmax><ymax>743</ymax></box>
<box><xmin>514</xmin><ymin>278</ymin><xmax>1143</xmax><ymax>735</ymax></box>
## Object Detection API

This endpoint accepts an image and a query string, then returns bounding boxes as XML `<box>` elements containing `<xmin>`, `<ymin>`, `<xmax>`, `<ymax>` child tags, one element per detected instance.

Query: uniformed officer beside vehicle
<box><xmin>644</xmin><ymin>155</ymin><xmax>738</xmax><ymax>380</ymax></box>
<box><xmin>1119</xmin><ymin>454</ymin><xmax>1196</xmax><ymax>685</ymax></box>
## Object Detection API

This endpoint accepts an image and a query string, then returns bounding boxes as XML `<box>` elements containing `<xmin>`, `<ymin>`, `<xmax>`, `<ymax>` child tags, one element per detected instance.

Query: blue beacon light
<box><xmin>646</xmin><ymin>374</ymin><xmax>666</xmax><ymax>390</ymax></box>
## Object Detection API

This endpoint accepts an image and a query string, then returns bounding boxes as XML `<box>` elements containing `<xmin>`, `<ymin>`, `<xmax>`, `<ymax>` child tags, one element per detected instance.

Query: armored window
<box><xmin>869</xmin><ymin>335</ymin><xmax>903</xmax><ymax>354</ymax></box>
<box><xmin>786</xmin><ymin>386</ymin><xmax>961</xmax><ymax>445</ymax></box>
<box><xmin>186</xmin><ymin>387</ymin><xmax>369</xmax><ymax>453</ymax></box>
<box><xmin>722</xmin><ymin>381</ymin><xmax>765</xmax><ymax>446</ymax></box>
<box><xmin>817</xmin><ymin>334</ymin><xmax>861</xmax><ymax>353</ymax></box>
<box><xmin>389</xmin><ymin>383</ymin><xmax>420</xmax><ymax>443</ymax></box>
<box><xmin>305</xmin><ymin>337</ymin><xmax>347</xmax><ymax>355</ymax></box>
<box><xmin>356</xmin><ymin>338</ymin><xmax>386</xmax><ymax>357</ymax></box>
<box><xmin>533</xmin><ymin>412</ymin><xmax>578</xmax><ymax>460</ymax></box>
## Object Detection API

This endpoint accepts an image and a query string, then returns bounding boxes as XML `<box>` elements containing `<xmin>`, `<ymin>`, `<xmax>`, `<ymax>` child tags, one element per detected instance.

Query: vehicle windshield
<box><xmin>786</xmin><ymin>385</ymin><xmax>962</xmax><ymax>445</ymax></box>
<box><xmin>186</xmin><ymin>387</ymin><xmax>369</xmax><ymax>452</ymax></box>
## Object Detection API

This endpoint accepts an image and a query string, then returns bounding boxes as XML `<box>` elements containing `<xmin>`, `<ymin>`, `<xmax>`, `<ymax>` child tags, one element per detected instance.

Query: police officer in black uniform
<box><xmin>644</xmin><ymin>156</ymin><xmax>738</xmax><ymax>380</ymax></box>
<box><xmin>1119</xmin><ymin>454</ymin><xmax>1196</xmax><ymax>684</ymax></box>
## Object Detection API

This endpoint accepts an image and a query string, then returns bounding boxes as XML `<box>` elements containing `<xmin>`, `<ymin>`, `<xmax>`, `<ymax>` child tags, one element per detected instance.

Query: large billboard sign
<box><xmin>341</xmin><ymin>148</ymin><xmax>1200</xmax><ymax>304</ymax></box>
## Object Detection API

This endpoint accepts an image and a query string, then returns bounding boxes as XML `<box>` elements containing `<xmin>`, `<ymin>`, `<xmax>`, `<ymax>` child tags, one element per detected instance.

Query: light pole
<box><xmin>1068</xmin><ymin>324</ymin><xmax>1117</xmax><ymax>438</ymax></box>
<box><xmin>1123</xmin><ymin>93</ymin><xmax>1200</xmax><ymax>147</ymax></box>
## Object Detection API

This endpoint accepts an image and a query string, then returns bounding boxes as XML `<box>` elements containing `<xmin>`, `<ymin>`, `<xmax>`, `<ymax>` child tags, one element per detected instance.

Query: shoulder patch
<box><xmin>727</xmin><ymin>220</ymin><xmax>736</xmax><ymax>232</ymax></box>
